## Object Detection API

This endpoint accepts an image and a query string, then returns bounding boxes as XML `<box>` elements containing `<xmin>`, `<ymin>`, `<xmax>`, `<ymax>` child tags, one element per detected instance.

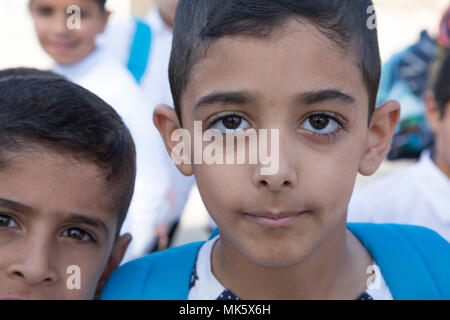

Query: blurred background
<box><xmin>2</xmin><ymin>0</ymin><xmax>448</xmax><ymax>68</ymax></box>
<box><xmin>0</xmin><ymin>0</ymin><xmax>448</xmax><ymax>248</ymax></box>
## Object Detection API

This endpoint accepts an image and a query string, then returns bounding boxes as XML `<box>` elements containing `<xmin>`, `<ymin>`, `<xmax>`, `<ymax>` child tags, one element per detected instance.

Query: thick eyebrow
<box><xmin>64</xmin><ymin>214</ymin><xmax>110</xmax><ymax>237</ymax></box>
<box><xmin>293</xmin><ymin>89</ymin><xmax>356</xmax><ymax>106</ymax></box>
<box><xmin>194</xmin><ymin>91</ymin><xmax>257</xmax><ymax>110</ymax></box>
<box><xmin>0</xmin><ymin>198</ymin><xmax>34</xmax><ymax>214</ymax></box>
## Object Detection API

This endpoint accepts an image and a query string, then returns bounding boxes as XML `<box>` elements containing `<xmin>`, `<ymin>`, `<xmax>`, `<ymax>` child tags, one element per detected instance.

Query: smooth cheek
<box><xmin>194</xmin><ymin>164</ymin><xmax>246</xmax><ymax>219</ymax></box>
<box><xmin>302</xmin><ymin>150</ymin><xmax>357</xmax><ymax>221</ymax></box>
<box><xmin>71</xmin><ymin>22</ymin><xmax>97</xmax><ymax>52</ymax></box>
<box><xmin>34</xmin><ymin>19</ymin><xmax>53</xmax><ymax>47</ymax></box>
<box><xmin>59</xmin><ymin>247</ymin><xmax>108</xmax><ymax>300</ymax></box>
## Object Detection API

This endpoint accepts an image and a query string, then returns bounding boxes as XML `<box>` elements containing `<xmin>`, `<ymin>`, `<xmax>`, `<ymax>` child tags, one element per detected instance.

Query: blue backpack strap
<box><xmin>127</xmin><ymin>17</ymin><xmax>152</xmax><ymax>84</ymax></box>
<box><xmin>348</xmin><ymin>223</ymin><xmax>450</xmax><ymax>300</ymax></box>
<box><xmin>101</xmin><ymin>241</ymin><xmax>204</xmax><ymax>300</ymax></box>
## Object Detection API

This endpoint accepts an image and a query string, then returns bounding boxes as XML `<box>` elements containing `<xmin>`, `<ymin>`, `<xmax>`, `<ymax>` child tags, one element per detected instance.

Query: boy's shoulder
<box><xmin>349</xmin><ymin>223</ymin><xmax>450</xmax><ymax>300</ymax></box>
<box><xmin>101</xmin><ymin>224</ymin><xmax>450</xmax><ymax>300</ymax></box>
<box><xmin>101</xmin><ymin>241</ymin><xmax>204</xmax><ymax>300</ymax></box>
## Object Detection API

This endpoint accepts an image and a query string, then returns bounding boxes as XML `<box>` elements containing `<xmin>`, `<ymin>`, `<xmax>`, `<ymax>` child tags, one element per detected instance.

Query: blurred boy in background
<box><xmin>28</xmin><ymin>0</ymin><xmax>172</xmax><ymax>261</ymax></box>
<box><xmin>100</xmin><ymin>0</ymin><xmax>195</xmax><ymax>251</ymax></box>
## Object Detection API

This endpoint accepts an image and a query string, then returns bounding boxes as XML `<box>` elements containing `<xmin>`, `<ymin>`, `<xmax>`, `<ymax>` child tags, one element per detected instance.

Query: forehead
<box><xmin>30</xmin><ymin>0</ymin><xmax>101</xmax><ymax>10</ymax></box>
<box><xmin>183</xmin><ymin>19</ymin><xmax>367</xmax><ymax>112</ymax></box>
<box><xmin>0</xmin><ymin>149</ymin><xmax>115</xmax><ymax>229</ymax></box>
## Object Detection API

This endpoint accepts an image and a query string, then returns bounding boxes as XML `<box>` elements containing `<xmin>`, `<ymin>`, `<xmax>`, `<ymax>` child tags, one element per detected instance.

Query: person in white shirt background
<box><xmin>28</xmin><ymin>0</ymin><xmax>172</xmax><ymax>262</ymax></box>
<box><xmin>99</xmin><ymin>0</ymin><xmax>196</xmax><ymax>252</ymax></box>
<box><xmin>348</xmin><ymin>49</ymin><xmax>450</xmax><ymax>242</ymax></box>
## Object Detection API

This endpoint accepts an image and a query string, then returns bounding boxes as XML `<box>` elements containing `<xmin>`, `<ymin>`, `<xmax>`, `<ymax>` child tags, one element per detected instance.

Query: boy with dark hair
<box><xmin>349</xmin><ymin>50</ymin><xmax>450</xmax><ymax>241</ymax></box>
<box><xmin>102</xmin><ymin>0</ymin><xmax>450</xmax><ymax>300</ymax></box>
<box><xmin>0</xmin><ymin>68</ymin><xmax>134</xmax><ymax>299</ymax></box>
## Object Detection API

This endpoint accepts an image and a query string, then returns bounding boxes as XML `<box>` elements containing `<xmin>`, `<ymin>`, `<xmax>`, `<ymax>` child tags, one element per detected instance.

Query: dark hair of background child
<box><xmin>0</xmin><ymin>68</ymin><xmax>136</xmax><ymax>234</ymax></box>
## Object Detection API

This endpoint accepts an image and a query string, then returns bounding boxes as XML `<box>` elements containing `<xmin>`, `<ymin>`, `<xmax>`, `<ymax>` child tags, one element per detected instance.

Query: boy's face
<box><xmin>0</xmin><ymin>149</ymin><xmax>129</xmax><ymax>300</ymax></box>
<box><xmin>29</xmin><ymin>0</ymin><xmax>109</xmax><ymax>65</ymax></box>
<box><xmin>156</xmin><ymin>20</ymin><xmax>399</xmax><ymax>267</ymax></box>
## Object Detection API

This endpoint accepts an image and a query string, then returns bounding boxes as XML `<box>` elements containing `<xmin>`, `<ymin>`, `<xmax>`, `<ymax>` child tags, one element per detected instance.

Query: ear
<box><xmin>359</xmin><ymin>100</ymin><xmax>401</xmax><ymax>176</ymax></box>
<box><xmin>153</xmin><ymin>104</ymin><xmax>193</xmax><ymax>176</ymax></box>
<box><xmin>94</xmin><ymin>233</ymin><xmax>132</xmax><ymax>300</ymax></box>
<box><xmin>423</xmin><ymin>90</ymin><xmax>441</xmax><ymax>134</ymax></box>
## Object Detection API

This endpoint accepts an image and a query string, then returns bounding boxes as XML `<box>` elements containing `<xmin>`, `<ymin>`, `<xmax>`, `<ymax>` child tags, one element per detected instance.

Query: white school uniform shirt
<box><xmin>348</xmin><ymin>150</ymin><xmax>450</xmax><ymax>242</ymax></box>
<box><xmin>53</xmin><ymin>48</ymin><xmax>171</xmax><ymax>262</ymax></box>
<box><xmin>99</xmin><ymin>9</ymin><xmax>195</xmax><ymax>226</ymax></box>
<box><xmin>187</xmin><ymin>236</ymin><xmax>393</xmax><ymax>300</ymax></box>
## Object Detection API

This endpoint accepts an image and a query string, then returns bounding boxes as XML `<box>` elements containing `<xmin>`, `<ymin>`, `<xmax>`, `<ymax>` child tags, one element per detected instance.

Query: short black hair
<box><xmin>169</xmin><ymin>0</ymin><xmax>381</xmax><ymax>125</ymax></box>
<box><xmin>433</xmin><ymin>50</ymin><xmax>450</xmax><ymax>117</ymax></box>
<box><xmin>0</xmin><ymin>68</ymin><xmax>136</xmax><ymax>234</ymax></box>
<box><xmin>96</xmin><ymin>0</ymin><xmax>107</xmax><ymax>10</ymax></box>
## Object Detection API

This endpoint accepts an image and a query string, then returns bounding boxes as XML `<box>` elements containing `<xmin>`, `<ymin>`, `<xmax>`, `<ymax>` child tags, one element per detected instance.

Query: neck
<box><xmin>432</xmin><ymin>145</ymin><xmax>450</xmax><ymax>179</ymax></box>
<box><xmin>55</xmin><ymin>46</ymin><xmax>98</xmax><ymax>68</ymax></box>
<box><xmin>433</xmin><ymin>154</ymin><xmax>450</xmax><ymax>178</ymax></box>
<box><xmin>211</xmin><ymin>216</ymin><xmax>372</xmax><ymax>299</ymax></box>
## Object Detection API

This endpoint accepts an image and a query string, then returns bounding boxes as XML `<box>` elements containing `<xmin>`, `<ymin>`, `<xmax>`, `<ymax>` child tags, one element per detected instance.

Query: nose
<box><xmin>51</xmin><ymin>11</ymin><xmax>72</xmax><ymax>36</ymax></box>
<box><xmin>252</xmin><ymin>135</ymin><xmax>298</xmax><ymax>192</ymax></box>
<box><xmin>7</xmin><ymin>239</ymin><xmax>58</xmax><ymax>286</ymax></box>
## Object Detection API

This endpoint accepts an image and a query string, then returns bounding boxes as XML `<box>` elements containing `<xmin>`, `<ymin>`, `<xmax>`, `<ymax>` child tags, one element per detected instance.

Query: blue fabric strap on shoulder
<box><xmin>348</xmin><ymin>223</ymin><xmax>450</xmax><ymax>300</ymax></box>
<box><xmin>127</xmin><ymin>17</ymin><xmax>152</xmax><ymax>84</ymax></box>
<box><xmin>102</xmin><ymin>223</ymin><xmax>450</xmax><ymax>300</ymax></box>
<box><xmin>101</xmin><ymin>241</ymin><xmax>204</xmax><ymax>300</ymax></box>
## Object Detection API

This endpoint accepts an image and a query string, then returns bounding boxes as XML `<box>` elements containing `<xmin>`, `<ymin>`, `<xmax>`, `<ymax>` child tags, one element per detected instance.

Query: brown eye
<box><xmin>62</xmin><ymin>228</ymin><xmax>93</xmax><ymax>242</ymax></box>
<box><xmin>36</xmin><ymin>6</ymin><xmax>54</xmax><ymax>16</ymax></box>
<box><xmin>309</xmin><ymin>115</ymin><xmax>329</xmax><ymax>130</ymax></box>
<box><xmin>222</xmin><ymin>115</ymin><xmax>242</xmax><ymax>130</ymax></box>
<box><xmin>300</xmin><ymin>113</ymin><xmax>340</xmax><ymax>135</ymax></box>
<box><xmin>210</xmin><ymin>114</ymin><xmax>250</xmax><ymax>133</ymax></box>
<box><xmin>0</xmin><ymin>215</ymin><xmax>18</xmax><ymax>228</ymax></box>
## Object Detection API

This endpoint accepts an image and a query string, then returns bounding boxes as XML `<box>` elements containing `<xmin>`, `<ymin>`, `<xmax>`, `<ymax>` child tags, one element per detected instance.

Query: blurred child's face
<box><xmin>164</xmin><ymin>20</ymin><xmax>396</xmax><ymax>267</ymax></box>
<box><xmin>0</xmin><ymin>149</ymin><xmax>129</xmax><ymax>300</ymax></box>
<box><xmin>29</xmin><ymin>0</ymin><xmax>109</xmax><ymax>65</ymax></box>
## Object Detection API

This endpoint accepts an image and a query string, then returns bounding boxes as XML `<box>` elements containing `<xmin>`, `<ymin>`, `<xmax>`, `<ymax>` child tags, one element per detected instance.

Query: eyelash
<box><xmin>0</xmin><ymin>213</ymin><xmax>20</xmax><ymax>230</ymax></box>
<box><xmin>206</xmin><ymin>112</ymin><xmax>251</xmax><ymax>132</ymax></box>
<box><xmin>300</xmin><ymin>111</ymin><xmax>347</xmax><ymax>139</ymax></box>
<box><xmin>0</xmin><ymin>214</ymin><xmax>95</xmax><ymax>243</ymax></box>
<box><xmin>61</xmin><ymin>227</ymin><xmax>96</xmax><ymax>243</ymax></box>
<box><xmin>204</xmin><ymin>110</ymin><xmax>347</xmax><ymax>144</ymax></box>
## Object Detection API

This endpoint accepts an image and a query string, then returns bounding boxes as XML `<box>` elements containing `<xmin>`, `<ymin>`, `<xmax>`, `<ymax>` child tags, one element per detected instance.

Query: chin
<box><xmin>244</xmin><ymin>241</ymin><xmax>311</xmax><ymax>268</ymax></box>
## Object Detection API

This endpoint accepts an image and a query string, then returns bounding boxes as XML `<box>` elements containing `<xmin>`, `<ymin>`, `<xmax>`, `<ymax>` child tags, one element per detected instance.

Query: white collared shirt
<box><xmin>53</xmin><ymin>48</ymin><xmax>171</xmax><ymax>262</ymax></box>
<box><xmin>188</xmin><ymin>236</ymin><xmax>393</xmax><ymax>300</ymax></box>
<box><xmin>348</xmin><ymin>150</ymin><xmax>450</xmax><ymax>242</ymax></box>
